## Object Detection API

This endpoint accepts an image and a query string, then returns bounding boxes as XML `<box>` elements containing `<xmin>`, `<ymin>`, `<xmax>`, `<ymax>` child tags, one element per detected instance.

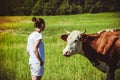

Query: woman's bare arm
<box><xmin>33</xmin><ymin>39</ymin><xmax>43</xmax><ymax>66</ymax></box>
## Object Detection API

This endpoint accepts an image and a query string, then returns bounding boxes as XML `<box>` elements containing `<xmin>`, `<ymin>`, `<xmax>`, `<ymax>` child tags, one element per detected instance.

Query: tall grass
<box><xmin>0</xmin><ymin>12</ymin><xmax>120</xmax><ymax>80</ymax></box>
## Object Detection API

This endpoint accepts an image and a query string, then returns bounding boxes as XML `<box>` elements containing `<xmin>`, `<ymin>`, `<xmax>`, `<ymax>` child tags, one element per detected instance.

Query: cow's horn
<box><xmin>64</xmin><ymin>29</ymin><xmax>70</xmax><ymax>34</ymax></box>
<box><xmin>82</xmin><ymin>30</ymin><xmax>86</xmax><ymax>34</ymax></box>
<box><xmin>66</xmin><ymin>31</ymin><xmax>70</xmax><ymax>34</ymax></box>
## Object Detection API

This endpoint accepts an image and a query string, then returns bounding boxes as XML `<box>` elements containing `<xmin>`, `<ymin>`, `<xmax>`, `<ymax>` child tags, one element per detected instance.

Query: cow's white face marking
<box><xmin>63</xmin><ymin>30</ymin><xmax>84</xmax><ymax>57</ymax></box>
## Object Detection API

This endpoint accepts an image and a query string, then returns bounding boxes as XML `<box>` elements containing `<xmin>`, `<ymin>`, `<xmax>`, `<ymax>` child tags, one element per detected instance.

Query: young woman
<box><xmin>26</xmin><ymin>17</ymin><xmax>45</xmax><ymax>80</ymax></box>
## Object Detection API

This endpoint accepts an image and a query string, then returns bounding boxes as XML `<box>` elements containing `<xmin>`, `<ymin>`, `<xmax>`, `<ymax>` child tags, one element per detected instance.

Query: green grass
<box><xmin>0</xmin><ymin>12</ymin><xmax>120</xmax><ymax>80</ymax></box>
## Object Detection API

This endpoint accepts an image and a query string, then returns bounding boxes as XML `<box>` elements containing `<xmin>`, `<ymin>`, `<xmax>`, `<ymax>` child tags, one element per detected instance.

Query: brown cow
<box><xmin>61</xmin><ymin>29</ymin><xmax>120</xmax><ymax>80</ymax></box>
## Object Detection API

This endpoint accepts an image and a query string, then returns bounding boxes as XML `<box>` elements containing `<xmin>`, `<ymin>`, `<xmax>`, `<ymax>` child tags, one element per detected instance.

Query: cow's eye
<box><xmin>74</xmin><ymin>40</ymin><xmax>78</xmax><ymax>43</ymax></box>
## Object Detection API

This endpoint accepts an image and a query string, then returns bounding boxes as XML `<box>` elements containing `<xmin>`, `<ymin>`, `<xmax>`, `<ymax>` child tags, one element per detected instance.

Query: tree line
<box><xmin>0</xmin><ymin>0</ymin><xmax>120</xmax><ymax>16</ymax></box>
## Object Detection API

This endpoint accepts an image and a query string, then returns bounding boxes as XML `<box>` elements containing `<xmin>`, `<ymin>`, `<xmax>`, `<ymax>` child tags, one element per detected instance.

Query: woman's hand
<box><xmin>40</xmin><ymin>61</ymin><xmax>44</xmax><ymax>66</ymax></box>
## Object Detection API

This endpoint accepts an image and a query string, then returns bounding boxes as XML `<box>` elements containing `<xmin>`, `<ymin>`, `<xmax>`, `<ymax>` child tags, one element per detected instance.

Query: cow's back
<box><xmin>87</xmin><ymin>29</ymin><xmax>120</xmax><ymax>56</ymax></box>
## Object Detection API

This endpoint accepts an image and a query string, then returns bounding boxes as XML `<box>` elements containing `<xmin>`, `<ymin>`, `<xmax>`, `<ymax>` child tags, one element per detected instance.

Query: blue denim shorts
<box><xmin>30</xmin><ymin>64</ymin><xmax>44</xmax><ymax>76</ymax></box>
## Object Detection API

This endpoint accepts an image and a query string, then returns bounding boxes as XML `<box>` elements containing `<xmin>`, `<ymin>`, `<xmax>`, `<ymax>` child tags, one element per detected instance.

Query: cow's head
<box><xmin>61</xmin><ymin>30</ymin><xmax>86</xmax><ymax>57</ymax></box>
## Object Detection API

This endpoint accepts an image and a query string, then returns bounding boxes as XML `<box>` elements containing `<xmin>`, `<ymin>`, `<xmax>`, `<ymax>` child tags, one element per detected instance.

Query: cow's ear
<box><xmin>61</xmin><ymin>34</ymin><xmax>68</xmax><ymax>41</ymax></box>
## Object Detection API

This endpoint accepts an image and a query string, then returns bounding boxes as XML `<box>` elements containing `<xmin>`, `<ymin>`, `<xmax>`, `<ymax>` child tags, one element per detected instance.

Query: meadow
<box><xmin>0</xmin><ymin>12</ymin><xmax>120</xmax><ymax>80</ymax></box>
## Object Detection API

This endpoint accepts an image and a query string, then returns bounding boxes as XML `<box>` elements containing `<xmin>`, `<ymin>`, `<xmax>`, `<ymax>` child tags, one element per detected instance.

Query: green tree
<box><xmin>43</xmin><ymin>0</ymin><xmax>63</xmax><ymax>15</ymax></box>
<box><xmin>22</xmin><ymin>0</ymin><xmax>37</xmax><ymax>15</ymax></box>
<box><xmin>57</xmin><ymin>0</ymin><xmax>71</xmax><ymax>15</ymax></box>
<box><xmin>32</xmin><ymin>0</ymin><xmax>45</xmax><ymax>15</ymax></box>
<box><xmin>0</xmin><ymin>0</ymin><xmax>120</xmax><ymax>15</ymax></box>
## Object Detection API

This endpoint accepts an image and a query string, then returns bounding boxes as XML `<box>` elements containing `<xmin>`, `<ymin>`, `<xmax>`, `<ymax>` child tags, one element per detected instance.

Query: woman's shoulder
<box><xmin>29</xmin><ymin>32</ymin><xmax>42</xmax><ymax>38</ymax></box>
<box><xmin>35</xmin><ymin>32</ymin><xmax>42</xmax><ymax>36</ymax></box>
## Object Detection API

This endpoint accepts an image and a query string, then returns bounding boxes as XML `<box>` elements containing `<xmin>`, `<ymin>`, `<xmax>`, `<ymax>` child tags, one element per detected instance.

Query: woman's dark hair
<box><xmin>32</xmin><ymin>17</ymin><xmax>45</xmax><ymax>28</ymax></box>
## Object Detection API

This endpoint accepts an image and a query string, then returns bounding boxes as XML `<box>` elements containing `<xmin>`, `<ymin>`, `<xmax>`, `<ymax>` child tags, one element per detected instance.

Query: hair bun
<box><xmin>32</xmin><ymin>17</ymin><xmax>37</xmax><ymax>22</ymax></box>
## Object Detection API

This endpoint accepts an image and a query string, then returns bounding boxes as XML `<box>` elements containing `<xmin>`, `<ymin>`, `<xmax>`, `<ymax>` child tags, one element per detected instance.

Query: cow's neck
<box><xmin>81</xmin><ymin>35</ymin><xmax>107</xmax><ymax>62</ymax></box>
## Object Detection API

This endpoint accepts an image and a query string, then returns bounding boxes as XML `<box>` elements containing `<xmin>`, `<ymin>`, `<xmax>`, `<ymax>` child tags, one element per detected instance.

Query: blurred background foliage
<box><xmin>0</xmin><ymin>0</ymin><xmax>120</xmax><ymax>16</ymax></box>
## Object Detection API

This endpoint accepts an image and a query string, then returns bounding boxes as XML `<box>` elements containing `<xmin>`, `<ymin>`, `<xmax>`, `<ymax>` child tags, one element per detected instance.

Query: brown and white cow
<box><xmin>61</xmin><ymin>29</ymin><xmax>120</xmax><ymax>80</ymax></box>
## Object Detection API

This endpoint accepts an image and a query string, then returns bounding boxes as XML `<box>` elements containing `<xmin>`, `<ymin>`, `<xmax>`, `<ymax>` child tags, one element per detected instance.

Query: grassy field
<box><xmin>0</xmin><ymin>12</ymin><xmax>120</xmax><ymax>80</ymax></box>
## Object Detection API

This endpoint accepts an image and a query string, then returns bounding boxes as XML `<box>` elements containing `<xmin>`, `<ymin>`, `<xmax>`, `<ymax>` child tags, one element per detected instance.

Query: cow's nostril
<box><xmin>65</xmin><ymin>51</ymin><xmax>68</xmax><ymax>55</ymax></box>
<box><xmin>63</xmin><ymin>51</ymin><xmax>70</xmax><ymax>57</ymax></box>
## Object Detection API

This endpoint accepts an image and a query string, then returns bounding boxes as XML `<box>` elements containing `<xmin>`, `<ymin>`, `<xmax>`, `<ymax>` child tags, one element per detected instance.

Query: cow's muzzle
<box><xmin>63</xmin><ymin>51</ymin><xmax>70</xmax><ymax>57</ymax></box>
